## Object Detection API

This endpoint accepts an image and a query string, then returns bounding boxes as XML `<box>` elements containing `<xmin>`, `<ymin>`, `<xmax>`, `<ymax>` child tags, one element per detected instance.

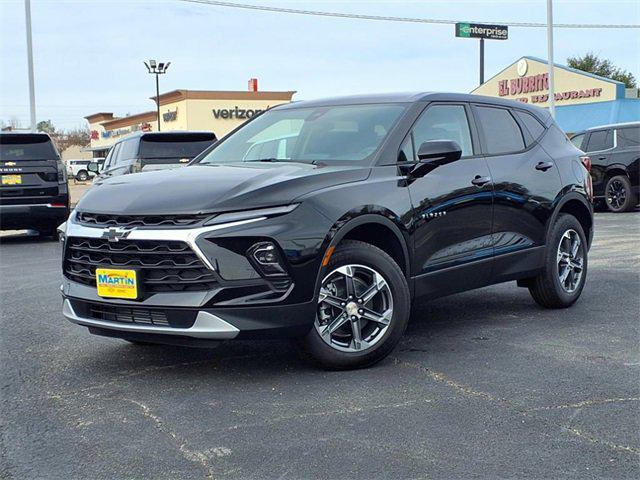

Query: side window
<box><xmin>102</xmin><ymin>147</ymin><xmax>114</xmax><ymax>170</ymax></box>
<box><xmin>109</xmin><ymin>143</ymin><xmax>122</xmax><ymax>166</ymax></box>
<box><xmin>515</xmin><ymin>110</ymin><xmax>546</xmax><ymax>144</ymax></box>
<box><xmin>570</xmin><ymin>133</ymin><xmax>585</xmax><ymax>150</ymax></box>
<box><xmin>412</xmin><ymin>104</ymin><xmax>474</xmax><ymax>157</ymax></box>
<box><xmin>476</xmin><ymin>106</ymin><xmax>525</xmax><ymax>154</ymax></box>
<box><xmin>585</xmin><ymin>130</ymin><xmax>613</xmax><ymax>152</ymax></box>
<box><xmin>617</xmin><ymin>127</ymin><xmax>640</xmax><ymax>149</ymax></box>
<box><xmin>398</xmin><ymin>135</ymin><xmax>414</xmax><ymax>163</ymax></box>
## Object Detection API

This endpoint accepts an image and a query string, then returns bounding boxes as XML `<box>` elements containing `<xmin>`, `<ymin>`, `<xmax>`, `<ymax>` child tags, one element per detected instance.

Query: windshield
<box><xmin>0</xmin><ymin>134</ymin><xmax>58</xmax><ymax>161</ymax></box>
<box><xmin>197</xmin><ymin>104</ymin><xmax>406</xmax><ymax>165</ymax></box>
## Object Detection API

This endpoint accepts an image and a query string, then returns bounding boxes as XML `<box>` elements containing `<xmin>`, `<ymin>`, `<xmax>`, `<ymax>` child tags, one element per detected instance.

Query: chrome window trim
<box><xmin>62</xmin><ymin>299</ymin><xmax>239</xmax><ymax>339</ymax></box>
<box><xmin>64</xmin><ymin>216</ymin><xmax>266</xmax><ymax>271</ymax></box>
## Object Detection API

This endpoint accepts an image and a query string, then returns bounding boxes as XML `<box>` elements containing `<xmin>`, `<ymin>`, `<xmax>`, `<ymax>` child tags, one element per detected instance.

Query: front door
<box><xmin>405</xmin><ymin>103</ymin><xmax>494</xmax><ymax>299</ymax></box>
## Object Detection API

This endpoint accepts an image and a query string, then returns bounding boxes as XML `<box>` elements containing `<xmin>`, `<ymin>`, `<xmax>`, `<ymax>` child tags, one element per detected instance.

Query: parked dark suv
<box><xmin>91</xmin><ymin>131</ymin><xmax>217</xmax><ymax>179</ymax></box>
<box><xmin>570</xmin><ymin>122</ymin><xmax>639</xmax><ymax>212</ymax></box>
<box><xmin>1</xmin><ymin>132</ymin><xmax>70</xmax><ymax>236</ymax></box>
<box><xmin>60</xmin><ymin>93</ymin><xmax>593</xmax><ymax>369</ymax></box>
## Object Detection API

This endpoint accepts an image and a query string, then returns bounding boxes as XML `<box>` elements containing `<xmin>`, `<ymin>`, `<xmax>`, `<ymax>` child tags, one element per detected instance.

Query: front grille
<box><xmin>64</xmin><ymin>237</ymin><xmax>218</xmax><ymax>294</ymax></box>
<box><xmin>75</xmin><ymin>211</ymin><xmax>210</xmax><ymax>228</ymax></box>
<box><xmin>70</xmin><ymin>299</ymin><xmax>198</xmax><ymax>328</ymax></box>
<box><xmin>89</xmin><ymin>303</ymin><xmax>169</xmax><ymax>326</ymax></box>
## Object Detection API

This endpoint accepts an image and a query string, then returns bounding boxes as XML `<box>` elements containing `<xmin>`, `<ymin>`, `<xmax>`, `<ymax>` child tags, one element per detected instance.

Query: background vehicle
<box><xmin>67</xmin><ymin>157</ymin><xmax>104</xmax><ymax>181</ymax></box>
<box><xmin>1</xmin><ymin>132</ymin><xmax>70</xmax><ymax>236</ymax></box>
<box><xmin>570</xmin><ymin>122</ymin><xmax>639</xmax><ymax>212</ymax></box>
<box><xmin>91</xmin><ymin>131</ymin><xmax>217</xmax><ymax>179</ymax></box>
<box><xmin>61</xmin><ymin>93</ymin><xmax>593</xmax><ymax>369</ymax></box>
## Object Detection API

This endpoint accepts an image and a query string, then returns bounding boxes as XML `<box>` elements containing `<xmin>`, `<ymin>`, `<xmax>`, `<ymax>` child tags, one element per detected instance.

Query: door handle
<box><xmin>598</xmin><ymin>156</ymin><xmax>607</xmax><ymax>160</ymax></box>
<box><xmin>535</xmin><ymin>161</ymin><xmax>554</xmax><ymax>171</ymax></box>
<box><xmin>471</xmin><ymin>175</ymin><xmax>491</xmax><ymax>187</ymax></box>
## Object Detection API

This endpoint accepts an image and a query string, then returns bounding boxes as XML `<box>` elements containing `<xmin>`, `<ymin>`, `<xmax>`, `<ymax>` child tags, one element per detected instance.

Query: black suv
<box><xmin>60</xmin><ymin>93</ymin><xmax>593</xmax><ymax>369</ymax></box>
<box><xmin>1</xmin><ymin>132</ymin><xmax>70</xmax><ymax>236</ymax></box>
<box><xmin>91</xmin><ymin>131</ymin><xmax>217</xmax><ymax>179</ymax></box>
<box><xmin>570</xmin><ymin>122</ymin><xmax>639</xmax><ymax>212</ymax></box>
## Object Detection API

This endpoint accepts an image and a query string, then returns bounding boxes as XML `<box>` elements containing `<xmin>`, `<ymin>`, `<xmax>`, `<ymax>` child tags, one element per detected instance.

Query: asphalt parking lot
<box><xmin>1</xmin><ymin>212</ymin><xmax>638</xmax><ymax>479</ymax></box>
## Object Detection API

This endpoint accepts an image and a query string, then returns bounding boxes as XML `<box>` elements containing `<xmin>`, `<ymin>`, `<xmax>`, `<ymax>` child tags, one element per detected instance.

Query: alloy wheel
<box><xmin>606</xmin><ymin>179</ymin><xmax>627</xmax><ymax>211</ymax></box>
<box><xmin>556</xmin><ymin>229</ymin><xmax>584</xmax><ymax>293</ymax></box>
<box><xmin>315</xmin><ymin>264</ymin><xmax>393</xmax><ymax>353</ymax></box>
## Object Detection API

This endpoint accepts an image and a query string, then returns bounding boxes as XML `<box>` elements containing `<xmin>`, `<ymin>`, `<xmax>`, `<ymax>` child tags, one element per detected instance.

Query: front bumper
<box><xmin>60</xmin><ymin>204</ymin><xmax>329</xmax><ymax>343</ymax></box>
<box><xmin>62</xmin><ymin>296</ymin><xmax>316</xmax><ymax>343</ymax></box>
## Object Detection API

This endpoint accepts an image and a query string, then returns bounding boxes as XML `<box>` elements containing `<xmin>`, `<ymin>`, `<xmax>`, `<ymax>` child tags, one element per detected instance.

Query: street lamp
<box><xmin>144</xmin><ymin>60</ymin><xmax>171</xmax><ymax>131</ymax></box>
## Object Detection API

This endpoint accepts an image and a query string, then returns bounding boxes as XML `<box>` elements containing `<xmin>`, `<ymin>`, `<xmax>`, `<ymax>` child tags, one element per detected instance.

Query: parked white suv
<box><xmin>67</xmin><ymin>158</ymin><xmax>104</xmax><ymax>181</ymax></box>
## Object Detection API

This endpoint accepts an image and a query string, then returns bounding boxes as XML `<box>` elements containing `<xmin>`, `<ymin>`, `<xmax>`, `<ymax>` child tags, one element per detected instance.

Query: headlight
<box><xmin>204</xmin><ymin>204</ymin><xmax>299</xmax><ymax>226</ymax></box>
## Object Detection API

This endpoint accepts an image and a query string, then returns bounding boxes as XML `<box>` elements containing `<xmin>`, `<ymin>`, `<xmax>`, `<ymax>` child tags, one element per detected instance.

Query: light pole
<box><xmin>25</xmin><ymin>0</ymin><xmax>36</xmax><ymax>132</ymax></box>
<box><xmin>144</xmin><ymin>60</ymin><xmax>170</xmax><ymax>131</ymax></box>
<box><xmin>546</xmin><ymin>0</ymin><xmax>556</xmax><ymax>118</ymax></box>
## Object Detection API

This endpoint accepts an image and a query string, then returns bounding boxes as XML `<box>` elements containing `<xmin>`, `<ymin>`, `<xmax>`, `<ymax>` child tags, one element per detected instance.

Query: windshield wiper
<box><xmin>245</xmin><ymin>158</ymin><xmax>316</xmax><ymax>165</ymax></box>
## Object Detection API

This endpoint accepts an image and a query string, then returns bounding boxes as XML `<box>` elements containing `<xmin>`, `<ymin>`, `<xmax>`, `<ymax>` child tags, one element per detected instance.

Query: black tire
<box><xmin>294</xmin><ymin>240</ymin><xmax>410</xmax><ymax>370</ymax></box>
<box><xmin>605</xmin><ymin>174</ymin><xmax>637</xmax><ymax>213</ymax></box>
<box><xmin>528</xmin><ymin>214</ymin><xmax>588</xmax><ymax>309</ymax></box>
<box><xmin>76</xmin><ymin>170</ymin><xmax>89</xmax><ymax>182</ymax></box>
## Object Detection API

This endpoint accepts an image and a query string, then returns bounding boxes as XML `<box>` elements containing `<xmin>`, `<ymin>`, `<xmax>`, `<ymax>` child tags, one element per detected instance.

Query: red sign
<box><xmin>90</xmin><ymin>130</ymin><xmax>99</xmax><ymax>140</ymax></box>
<box><xmin>497</xmin><ymin>73</ymin><xmax>603</xmax><ymax>104</ymax></box>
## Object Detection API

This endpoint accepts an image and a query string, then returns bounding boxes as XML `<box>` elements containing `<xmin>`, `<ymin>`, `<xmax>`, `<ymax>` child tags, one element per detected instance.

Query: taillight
<box><xmin>56</xmin><ymin>160</ymin><xmax>67</xmax><ymax>183</ymax></box>
<box><xmin>580</xmin><ymin>156</ymin><xmax>594</xmax><ymax>201</ymax></box>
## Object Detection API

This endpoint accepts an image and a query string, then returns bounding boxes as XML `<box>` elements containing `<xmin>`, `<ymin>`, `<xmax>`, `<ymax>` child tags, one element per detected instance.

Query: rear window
<box><xmin>617</xmin><ymin>127</ymin><xmax>640</xmax><ymax>149</ymax></box>
<box><xmin>0</xmin><ymin>134</ymin><xmax>58</xmax><ymax>161</ymax></box>
<box><xmin>139</xmin><ymin>134</ymin><xmax>216</xmax><ymax>159</ymax></box>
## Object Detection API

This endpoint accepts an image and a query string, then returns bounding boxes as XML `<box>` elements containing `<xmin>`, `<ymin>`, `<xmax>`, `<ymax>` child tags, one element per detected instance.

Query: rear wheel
<box><xmin>528</xmin><ymin>214</ymin><xmax>588</xmax><ymax>308</ymax></box>
<box><xmin>605</xmin><ymin>174</ymin><xmax>636</xmax><ymax>212</ymax></box>
<box><xmin>295</xmin><ymin>240</ymin><xmax>410</xmax><ymax>370</ymax></box>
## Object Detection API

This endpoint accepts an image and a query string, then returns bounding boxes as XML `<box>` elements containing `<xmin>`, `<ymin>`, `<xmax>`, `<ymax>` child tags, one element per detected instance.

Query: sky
<box><xmin>1</xmin><ymin>0</ymin><xmax>639</xmax><ymax>130</ymax></box>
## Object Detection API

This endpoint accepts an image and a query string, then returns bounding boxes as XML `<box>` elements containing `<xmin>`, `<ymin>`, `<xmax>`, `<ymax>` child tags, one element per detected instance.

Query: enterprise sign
<box><xmin>455</xmin><ymin>23</ymin><xmax>508</xmax><ymax>40</ymax></box>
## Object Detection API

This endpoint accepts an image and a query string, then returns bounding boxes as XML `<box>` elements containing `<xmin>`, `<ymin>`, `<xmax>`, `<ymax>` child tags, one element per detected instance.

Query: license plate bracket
<box><xmin>96</xmin><ymin>268</ymin><xmax>139</xmax><ymax>299</ymax></box>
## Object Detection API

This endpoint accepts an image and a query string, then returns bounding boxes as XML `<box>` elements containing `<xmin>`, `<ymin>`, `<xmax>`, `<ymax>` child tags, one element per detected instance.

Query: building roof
<box><xmin>101</xmin><ymin>111</ymin><xmax>157</xmax><ymax>130</ymax></box>
<box><xmin>84</xmin><ymin>112</ymin><xmax>116</xmax><ymax>123</ymax></box>
<box><xmin>151</xmin><ymin>89</ymin><xmax>297</xmax><ymax>106</ymax></box>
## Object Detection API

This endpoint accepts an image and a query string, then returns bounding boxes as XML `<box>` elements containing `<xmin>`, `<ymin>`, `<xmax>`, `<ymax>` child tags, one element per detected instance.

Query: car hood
<box><xmin>76</xmin><ymin>163</ymin><xmax>370</xmax><ymax>215</ymax></box>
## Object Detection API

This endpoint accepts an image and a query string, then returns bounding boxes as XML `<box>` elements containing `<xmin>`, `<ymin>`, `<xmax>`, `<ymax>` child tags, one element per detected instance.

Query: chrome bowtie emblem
<box><xmin>101</xmin><ymin>227</ymin><xmax>131</xmax><ymax>243</ymax></box>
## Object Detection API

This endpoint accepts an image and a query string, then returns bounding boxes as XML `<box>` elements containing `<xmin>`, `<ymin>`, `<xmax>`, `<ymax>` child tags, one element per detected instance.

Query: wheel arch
<box><xmin>313</xmin><ymin>212</ymin><xmax>412</xmax><ymax>302</ymax></box>
<box><xmin>604</xmin><ymin>164</ymin><xmax>629</xmax><ymax>179</ymax></box>
<box><xmin>549</xmin><ymin>193</ymin><xmax>594</xmax><ymax>249</ymax></box>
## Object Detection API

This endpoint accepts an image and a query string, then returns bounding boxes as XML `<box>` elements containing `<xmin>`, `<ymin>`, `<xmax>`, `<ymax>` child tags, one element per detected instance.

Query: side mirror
<box><xmin>411</xmin><ymin>140</ymin><xmax>462</xmax><ymax>178</ymax></box>
<box><xmin>87</xmin><ymin>162</ymin><xmax>100</xmax><ymax>173</ymax></box>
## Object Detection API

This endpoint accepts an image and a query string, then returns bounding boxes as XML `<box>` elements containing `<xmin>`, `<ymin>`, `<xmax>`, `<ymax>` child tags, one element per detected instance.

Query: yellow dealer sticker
<box><xmin>2</xmin><ymin>175</ymin><xmax>22</xmax><ymax>185</ymax></box>
<box><xmin>96</xmin><ymin>268</ymin><xmax>138</xmax><ymax>299</ymax></box>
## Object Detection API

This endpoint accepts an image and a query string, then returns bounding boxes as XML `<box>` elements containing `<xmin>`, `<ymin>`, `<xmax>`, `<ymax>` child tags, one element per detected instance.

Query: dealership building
<box><xmin>85</xmin><ymin>88</ymin><xmax>296</xmax><ymax>157</ymax></box>
<box><xmin>472</xmin><ymin>56</ymin><xmax>639</xmax><ymax>133</ymax></box>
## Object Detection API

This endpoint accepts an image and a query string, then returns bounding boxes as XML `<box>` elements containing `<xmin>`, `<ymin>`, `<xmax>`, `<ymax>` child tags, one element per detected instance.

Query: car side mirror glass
<box><xmin>410</xmin><ymin>140</ymin><xmax>462</xmax><ymax>178</ymax></box>
<box><xmin>87</xmin><ymin>162</ymin><xmax>99</xmax><ymax>173</ymax></box>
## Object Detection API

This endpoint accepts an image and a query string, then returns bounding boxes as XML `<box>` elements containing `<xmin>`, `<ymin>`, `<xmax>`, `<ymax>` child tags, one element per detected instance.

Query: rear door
<box><xmin>582</xmin><ymin>128</ymin><xmax>614</xmax><ymax>197</ymax></box>
<box><xmin>0</xmin><ymin>134</ymin><xmax>62</xmax><ymax>205</ymax></box>
<box><xmin>612</xmin><ymin>126</ymin><xmax>640</xmax><ymax>194</ymax></box>
<box><xmin>472</xmin><ymin>105</ymin><xmax>562</xmax><ymax>281</ymax></box>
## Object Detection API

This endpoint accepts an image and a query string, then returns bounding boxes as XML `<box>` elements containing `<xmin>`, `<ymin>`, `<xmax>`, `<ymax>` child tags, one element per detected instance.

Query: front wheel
<box><xmin>528</xmin><ymin>214</ymin><xmax>588</xmax><ymax>309</ymax></box>
<box><xmin>76</xmin><ymin>170</ymin><xmax>89</xmax><ymax>182</ymax></box>
<box><xmin>605</xmin><ymin>175</ymin><xmax>637</xmax><ymax>212</ymax></box>
<box><xmin>295</xmin><ymin>240</ymin><xmax>410</xmax><ymax>370</ymax></box>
